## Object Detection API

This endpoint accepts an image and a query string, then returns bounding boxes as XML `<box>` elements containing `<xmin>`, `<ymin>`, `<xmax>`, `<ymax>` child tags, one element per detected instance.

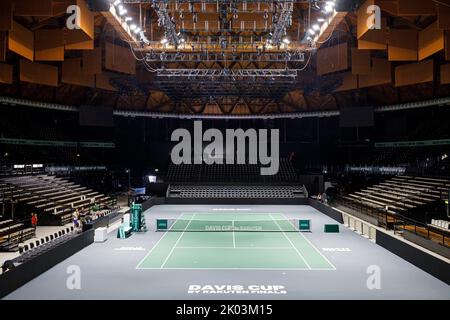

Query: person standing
<box><xmin>31</xmin><ymin>213</ymin><xmax>38</xmax><ymax>235</ymax></box>
<box><xmin>73</xmin><ymin>209</ymin><xmax>79</xmax><ymax>229</ymax></box>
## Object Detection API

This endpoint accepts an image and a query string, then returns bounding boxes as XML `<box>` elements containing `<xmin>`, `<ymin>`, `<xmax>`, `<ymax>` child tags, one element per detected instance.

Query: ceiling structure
<box><xmin>0</xmin><ymin>0</ymin><xmax>449</xmax><ymax>115</ymax></box>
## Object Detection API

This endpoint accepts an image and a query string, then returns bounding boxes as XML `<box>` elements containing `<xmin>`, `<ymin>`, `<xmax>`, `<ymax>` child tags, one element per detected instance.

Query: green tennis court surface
<box><xmin>136</xmin><ymin>213</ymin><xmax>336</xmax><ymax>270</ymax></box>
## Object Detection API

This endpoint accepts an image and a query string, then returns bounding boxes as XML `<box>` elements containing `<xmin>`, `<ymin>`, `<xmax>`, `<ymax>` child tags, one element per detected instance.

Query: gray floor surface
<box><xmin>4</xmin><ymin>205</ymin><xmax>450</xmax><ymax>300</ymax></box>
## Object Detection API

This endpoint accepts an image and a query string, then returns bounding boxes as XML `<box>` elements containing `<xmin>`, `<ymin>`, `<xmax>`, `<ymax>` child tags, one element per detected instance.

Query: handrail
<box><xmin>332</xmin><ymin>195</ymin><xmax>449</xmax><ymax>248</ymax></box>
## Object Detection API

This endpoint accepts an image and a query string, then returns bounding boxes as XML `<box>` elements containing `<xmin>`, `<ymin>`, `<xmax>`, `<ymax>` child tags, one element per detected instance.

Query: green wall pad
<box><xmin>324</xmin><ymin>224</ymin><xmax>340</xmax><ymax>233</ymax></box>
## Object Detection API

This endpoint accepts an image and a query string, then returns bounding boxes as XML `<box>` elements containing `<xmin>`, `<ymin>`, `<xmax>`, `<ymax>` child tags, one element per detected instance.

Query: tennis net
<box><xmin>156</xmin><ymin>218</ymin><xmax>302</xmax><ymax>232</ymax></box>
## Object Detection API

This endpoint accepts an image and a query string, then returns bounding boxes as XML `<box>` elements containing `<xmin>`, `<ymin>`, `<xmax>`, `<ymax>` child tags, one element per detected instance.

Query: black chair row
<box><xmin>18</xmin><ymin>226</ymin><xmax>75</xmax><ymax>254</ymax></box>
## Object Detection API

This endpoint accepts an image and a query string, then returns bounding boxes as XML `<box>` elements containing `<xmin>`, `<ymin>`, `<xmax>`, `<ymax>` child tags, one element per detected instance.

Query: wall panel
<box><xmin>395</xmin><ymin>60</ymin><xmax>433</xmax><ymax>87</ymax></box>
<box><xmin>20</xmin><ymin>60</ymin><xmax>58</xmax><ymax>86</ymax></box>
<box><xmin>388</xmin><ymin>29</ymin><xmax>418</xmax><ymax>61</ymax></box>
<box><xmin>317</xmin><ymin>42</ymin><xmax>348</xmax><ymax>75</ymax></box>
<box><xmin>0</xmin><ymin>63</ymin><xmax>13</xmax><ymax>84</ymax></box>
<box><xmin>82</xmin><ymin>47</ymin><xmax>102</xmax><ymax>74</ymax></box>
<box><xmin>397</xmin><ymin>0</ymin><xmax>436</xmax><ymax>16</ymax></box>
<box><xmin>351</xmin><ymin>48</ymin><xmax>371</xmax><ymax>74</ymax></box>
<box><xmin>35</xmin><ymin>29</ymin><xmax>64</xmax><ymax>61</ymax></box>
<box><xmin>9</xmin><ymin>21</ymin><xmax>34</xmax><ymax>61</ymax></box>
<box><xmin>359</xmin><ymin>58</ymin><xmax>392</xmax><ymax>88</ymax></box>
<box><xmin>14</xmin><ymin>0</ymin><xmax>53</xmax><ymax>16</ymax></box>
<box><xmin>0</xmin><ymin>0</ymin><xmax>13</xmax><ymax>31</ymax></box>
<box><xmin>419</xmin><ymin>21</ymin><xmax>444</xmax><ymax>60</ymax></box>
<box><xmin>62</xmin><ymin>57</ymin><xmax>95</xmax><ymax>87</ymax></box>
<box><xmin>105</xmin><ymin>42</ymin><xmax>136</xmax><ymax>75</ymax></box>
<box><xmin>441</xmin><ymin>64</ymin><xmax>450</xmax><ymax>85</ymax></box>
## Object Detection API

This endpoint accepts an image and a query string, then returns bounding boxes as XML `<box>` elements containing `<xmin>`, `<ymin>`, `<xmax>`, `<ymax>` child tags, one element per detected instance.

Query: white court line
<box><xmin>175</xmin><ymin>246</ymin><xmax>294</xmax><ymax>250</ymax></box>
<box><xmin>137</xmin><ymin>267</ymin><xmax>335</xmax><ymax>271</ymax></box>
<box><xmin>280</xmin><ymin>213</ymin><xmax>337</xmax><ymax>271</ymax></box>
<box><xmin>232</xmin><ymin>220</ymin><xmax>236</xmax><ymax>248</ymax></box>
<box><xmin>135</xmin><ymin>215</ymin><xmax>182</xmax><ymax>270</ymax></box>
<box><xmin>269</xmin><ymin>214</ymin><xmax>311</xmax><ymax>270</ymax></box>
<box><xmin>160</xmin><ymin>214</ymin><xmax>195</xmax><ymax>269</ymax></box>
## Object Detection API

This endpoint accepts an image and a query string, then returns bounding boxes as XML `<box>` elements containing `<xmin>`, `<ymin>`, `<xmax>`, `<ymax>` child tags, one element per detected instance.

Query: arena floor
<box><xmin>4</xmin><ymin>205</ymin><xmax>450</xmax><ymax>300</ymax></box>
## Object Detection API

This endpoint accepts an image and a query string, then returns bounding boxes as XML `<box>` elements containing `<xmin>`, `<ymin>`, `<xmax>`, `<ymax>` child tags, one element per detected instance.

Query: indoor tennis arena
<box><xmin>0</xmin><ymin>0</ymin><xmax>449</xmax><ymax>305</ymax></box>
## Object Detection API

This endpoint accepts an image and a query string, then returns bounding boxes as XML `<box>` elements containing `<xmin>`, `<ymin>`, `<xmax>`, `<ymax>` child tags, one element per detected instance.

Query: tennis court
<box><xmin>136</xmin><ymin>213</ymin><xmax>336</xmax><ymax>270</ymax></box>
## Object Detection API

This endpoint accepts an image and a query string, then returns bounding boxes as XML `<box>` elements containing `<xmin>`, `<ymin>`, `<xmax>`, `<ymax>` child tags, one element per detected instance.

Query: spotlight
<box><xmin>312</xmin><ymin>24</ymin><xmax>320</xmax><ymax>31</ymax></box>
<box><xmin>134</xmin><ymin>27</ymin><xmax>141</xmax><ymax>34</ymax></box>
<box><xmin>125</xmin><ymin>17</ymin><xmax>132</xmax><ymax>22</ymax></box>
<box><xmin>160</xmin><ymin>38</ymin><xmax>168</xmax><ymax>44</ymax></box>
<box><xmin>324</xmin><ymin>5</ymin><xmax>333</xmax><ymax>13</ymax></box>
<box><xmin>282</xmin><ymin>37</ymin><xmax>290</xmax><ymax>44</ymax></box>
<box><xmin>119</xmin><ymin>8</ymin><xmax>127</xmax><ymax>16</ymax></box>
<box><xmin>311</xmin><ymin>0</ymin><xmax>320</xmax><ymax>11</ymax></box>
<box><xmin>317</xmin><ymin>18</ymin><xmax>325</xmax><ymax>22</ymax></box>
<box><xmin>130</xmin><ymin>24</ymin><xmax>137</xmax><ymax>30</ymax></box>
<box><xmin>308</xmin><ymin>28</ymin><xmax>315</xmax><ymax>35</ymax></box>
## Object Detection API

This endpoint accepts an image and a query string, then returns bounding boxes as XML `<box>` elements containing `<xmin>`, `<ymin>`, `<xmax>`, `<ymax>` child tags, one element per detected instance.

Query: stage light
<box><xmin>324</xmin><ymin>5</ymin><xmax>333</xmax><ymax>13</ymax></box>
<box><xmin>134</xmin><ymin>27</ymin><xmax>141</xmax><ymax>34</ymax></box>
<box><xmin>282</xmin><ymin>37</ymin><xmax>290</xmax><ymax>44</ymax></box>
<box><xmin>119</xmin><ymin>8</ymin><xmax>127</xmax><ymax>16</ymax></box>
<box><xmin>130</xmin><ymin>24</ymin><xmax>137</xmax><ymax>30</ymax></box>
<box><xmin>312</xmin><ymin>24</ymin><xmax>320</xmax><ymax>31</ymax></box>
<box><xmin>160</xmin><ymin>38</ymin><xmax>168</xmax><ymax>44</ymax></box>
<box><xmin>125</xmin><ymin>17</ymin><xmax>132</xmax><ymax>22</ymax></box>
<box><xmin>317</xmin><ymin>18</ymin><xmax>325</xmax><ymax>22</ymax></box>
<box><xmin>308</xmin><ymin>28</ymin><xmax>315</xmax><ymax>35</ymax></box>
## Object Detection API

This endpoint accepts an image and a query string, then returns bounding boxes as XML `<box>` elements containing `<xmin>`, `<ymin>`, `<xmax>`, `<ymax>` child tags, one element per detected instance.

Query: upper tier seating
<box><xmin>166</xmin><ymin>158</ymin><xmax>297</xmax><ymax>183</ymax></box>
<box><xmin>343</xmin><ymin>175</ymin><xmax>450</xmax><ymax>215</ymax></box>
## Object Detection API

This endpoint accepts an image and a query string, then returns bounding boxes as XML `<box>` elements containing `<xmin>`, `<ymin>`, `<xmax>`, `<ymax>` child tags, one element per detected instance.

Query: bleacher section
<box><xmin>0</xmin><ymin>220</ymin><xmax>35</xmax><ymax>252</ymax></box>
<box><xmin>166</xmin><ymin>158</ymin><xmax>297</xmax><ymax>183</ymax></box>
<box><xmin>342</xmin><ymin>175</ymin><xmax>450</xmax><ymax>216</ymax></box>
<box><xmin>168</xmin><ymin>185</ymin><xmax>305</xmax><ymax>199</ymax></box>
<box><xmin>0</xmin><ymin>175</ymin><xmax>114</xmax><ymax>226</ymax></box>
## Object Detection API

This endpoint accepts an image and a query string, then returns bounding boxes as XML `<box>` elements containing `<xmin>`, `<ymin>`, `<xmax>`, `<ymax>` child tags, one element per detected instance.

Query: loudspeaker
<box><xmin>88</xmin><ymin>0</ymin><xmax>110</xmax><ymax>12</ymax></box>
<box><xmin>335</xmin><ymin>0</ymin><xmax>354</xmax><ymax>12</ymax></box>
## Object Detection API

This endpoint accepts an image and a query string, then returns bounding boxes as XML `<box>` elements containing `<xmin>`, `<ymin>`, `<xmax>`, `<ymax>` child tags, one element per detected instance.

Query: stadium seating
<box><xmin>166</xmin><ymin>158</ymin><xmax>297</xmax><ymax>183</ymax></box>
<box><xmin>168</xmin><ymin>185</ymin><xmax>305</xmax><ymax>199</ymax></box>
<box><xmin>0</xmin><ymin>175</ymin><xmax>114</xmax><ymax>225</ymax></box>
<box><xmin>342</xmin><ymin>175</ymin><xmax>450</xmax><ymax>216</ymax></box>
<box><xmin>0</xmin><ymin>219</ymin><xmax>35</xmax><ymax>252</ymax></box>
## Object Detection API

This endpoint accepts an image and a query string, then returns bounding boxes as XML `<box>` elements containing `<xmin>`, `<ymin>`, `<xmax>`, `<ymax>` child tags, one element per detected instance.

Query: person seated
<box><xmin>1</xmin><ymin>260</ymin><xmax>16</xmax><ymax>273</ymax></box>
